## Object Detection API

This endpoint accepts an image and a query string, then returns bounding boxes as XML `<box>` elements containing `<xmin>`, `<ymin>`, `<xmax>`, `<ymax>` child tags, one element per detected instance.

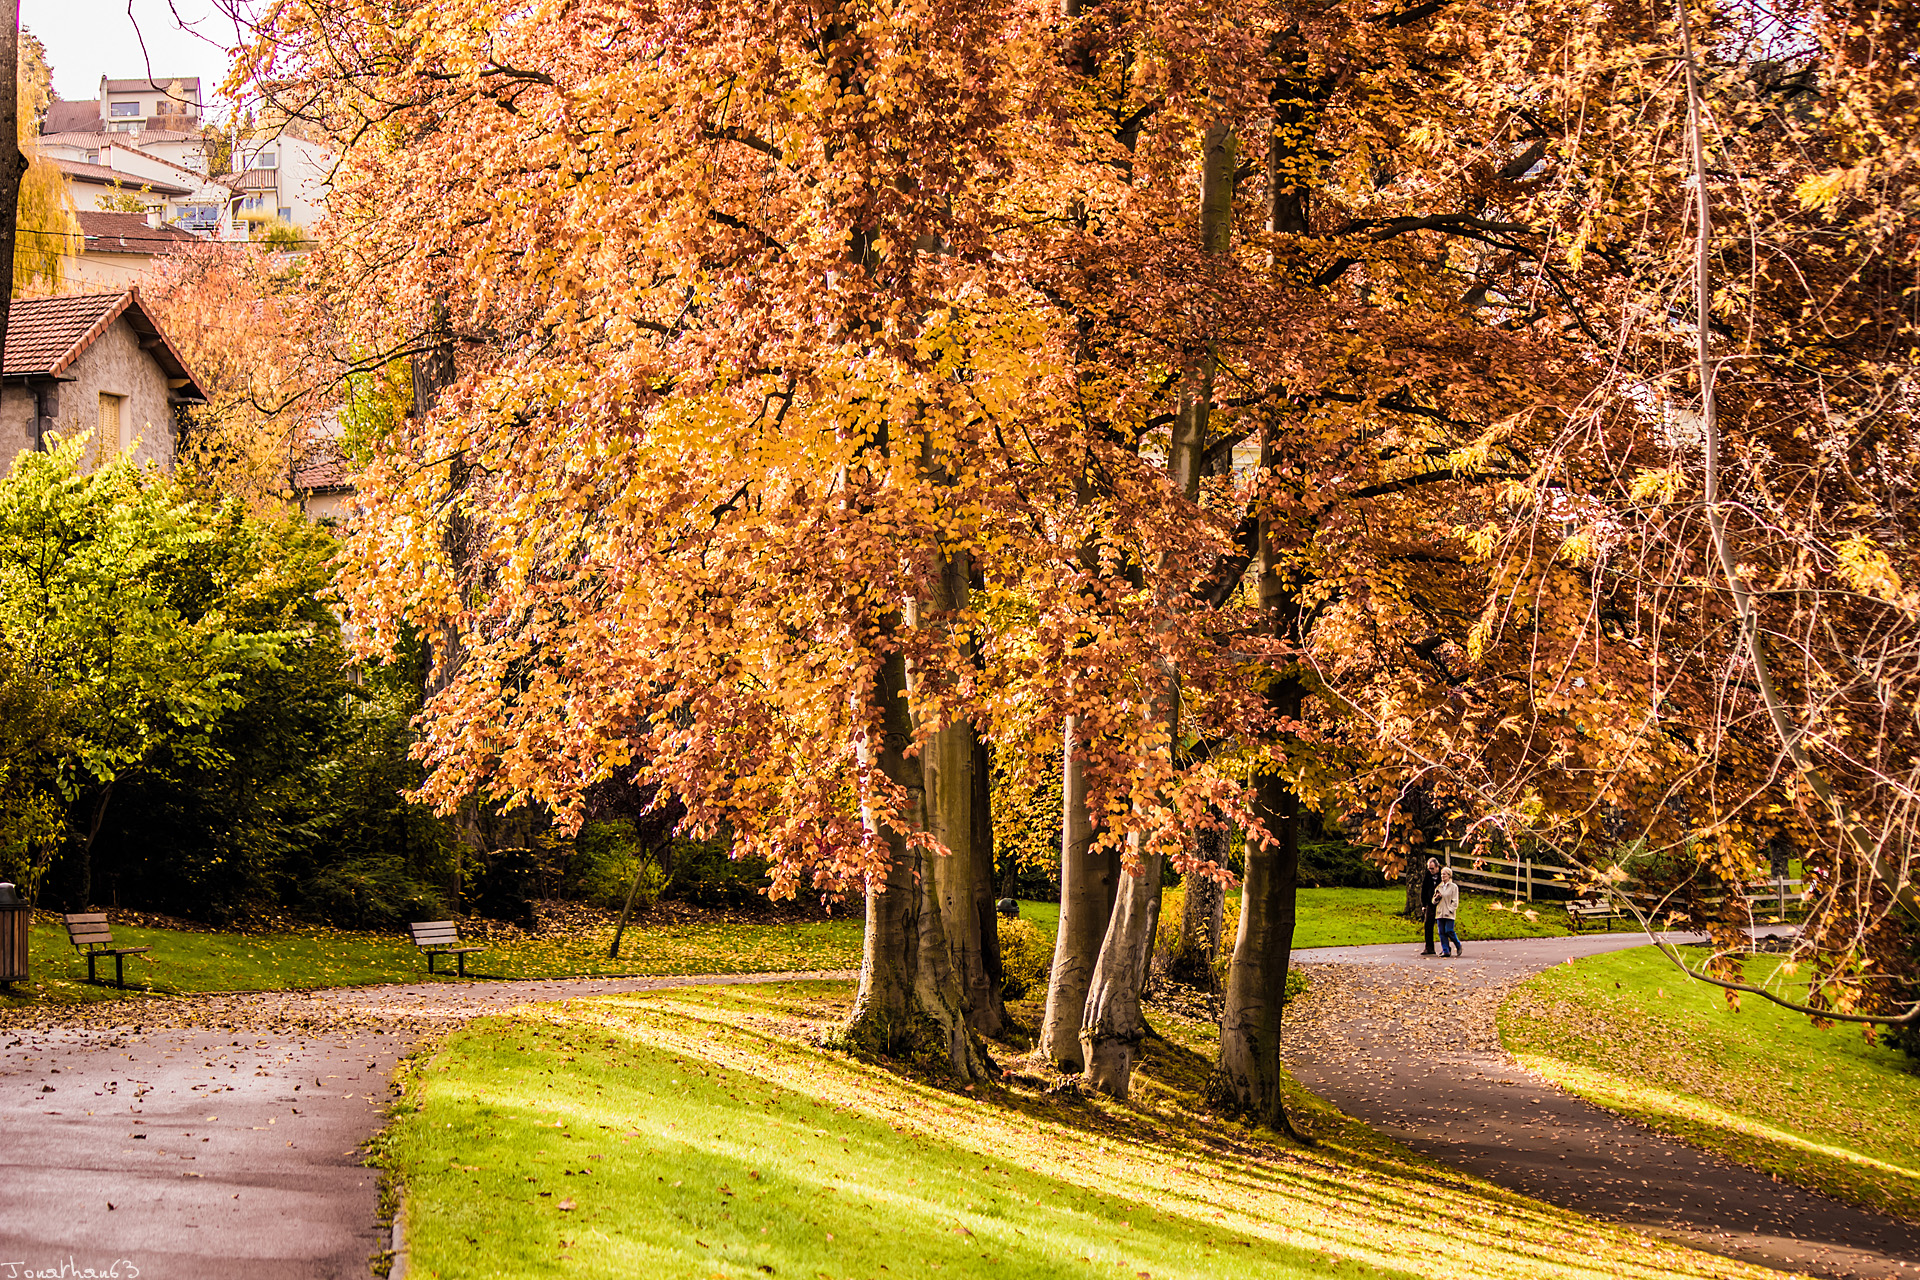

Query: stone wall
<box><xmin>0</xmin><ymin>313</ymin><xmax>179</xmax><ymax>473</ymax></box>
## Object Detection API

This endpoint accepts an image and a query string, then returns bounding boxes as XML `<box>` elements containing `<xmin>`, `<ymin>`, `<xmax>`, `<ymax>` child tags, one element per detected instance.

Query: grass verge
<box><xmin>1500</xmin><ymin>945</ymin><xmax>1920</xmax><ymax>1224</ymax></box>
<box><xmin>384</xmin><ymin>979</ymin><xmax>1768</xmax><ymax>1280</ymax></box>
<box><xmin>0</xmin><ymin>915</ymin><xmax>864</xmax><ymax>1008</ymax></box>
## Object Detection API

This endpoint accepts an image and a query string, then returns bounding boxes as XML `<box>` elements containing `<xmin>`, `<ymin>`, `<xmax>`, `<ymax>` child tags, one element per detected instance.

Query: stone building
<box><xmin>0</xmin><ymin>290</ymin><xmax>207</xmax><ymax>472</ymax></box>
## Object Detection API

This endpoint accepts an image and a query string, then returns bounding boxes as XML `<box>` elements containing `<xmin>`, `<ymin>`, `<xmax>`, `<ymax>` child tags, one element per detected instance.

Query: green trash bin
<box><xmin>0</xmin><ymin>883</ymin><xmax>26</xmax><ymax>989</ymax></box>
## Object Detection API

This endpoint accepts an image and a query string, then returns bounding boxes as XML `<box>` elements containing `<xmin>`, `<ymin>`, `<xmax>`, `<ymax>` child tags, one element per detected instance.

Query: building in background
<box><xmin>233</xmin><ymin>127</ymin><xmax>332</xmax><ymax>233</ymax></box>
<box><xmin>41</xmin><ymin>74</ymin><xmax>334</xmax><ymax>250</ymax></box>
<box><xmin>51</xmin><ymin>76</ymin><xmax>206</xmax><ymax>136</ymax></box>
<box><xmin>0</xmin><ymin>289</ymin><xmax>207</xmax><ymax>472</ymax></box>
<box><xmin>62</xmin><ymin>212</ymin><xmax>209</xmax><ymax>288</ymax></box>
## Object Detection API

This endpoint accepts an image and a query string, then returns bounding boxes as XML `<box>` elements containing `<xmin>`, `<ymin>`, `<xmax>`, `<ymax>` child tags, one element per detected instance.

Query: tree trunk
<box><xmin>1208</xmin><ymin>687</ymin><xmax>1303</xmax><ymax>1125</ymax></box>
<box><xmin>843</xmin><ymin>646</ymin><xmax>988</xmax><ymax>1080</ymax></box>
<box><xmin>1209</xmin><ymin>417</ymin><xmax>1308</xmax><ymax>1132</ymax></box>
<box><xmin>0</xmin><ymin>0</ymin><xmax>28</xmax><ymax>347</ymax></box>
<box><xmin>974</xmin><ymin>735</ymin><xmax>1006</xmax><ymax>1015</ymax></box>
<box><xmin>1038</xmin><ymin>716</ymin><xmax>1118</xmax><ymax>1069</ymax></box>
<box><xmin>1078</xmin><ymin>120</ymin><xmax>1234</xmax><ymax>1100</ymax></box>
<box><xmin>914</xmin><ymin>546</ymin><xmax>1004</xmax><ymax>1037</ymax></box>
<box><xmin>1167</xmin><ymin>824</ymin><xmax>1227</xmax><ymax>986</ymax></box>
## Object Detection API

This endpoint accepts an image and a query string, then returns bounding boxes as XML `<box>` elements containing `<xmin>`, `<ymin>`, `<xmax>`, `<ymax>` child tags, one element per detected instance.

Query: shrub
<box><xmin>661</xmin><ymin>836</ymin><xmax>770</xmax><ymax>907</ymax></box>
<box><xmin>998</xmin><ymin>916</ymin><xmax>1051</xmax><ymax>1001</ymax></box>
<box><xmin>564</xmin><ymin>819</ymin><xmax>666</xmax><ymax>911</ymax></box>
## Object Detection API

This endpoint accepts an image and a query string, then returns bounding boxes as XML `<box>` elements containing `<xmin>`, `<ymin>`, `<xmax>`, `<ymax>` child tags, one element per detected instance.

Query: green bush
<box><xmin>998</xmin><ymin>916</ymin><xmax>1051</xmax><ymax>1001</ymax></box>
<box><xmin>661</xmin><ymin>836</ymin><xmax>770</xmax><ymax>907</ymax></box>
<box><xmin>564</xmin><ymin>820</ymin><xmax>667</xmax><ymax>911</ymax></box>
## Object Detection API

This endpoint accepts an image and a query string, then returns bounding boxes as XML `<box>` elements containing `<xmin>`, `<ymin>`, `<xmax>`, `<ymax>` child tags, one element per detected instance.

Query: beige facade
<box><xmin>1</xmin><ymin>314</ymin><xmax>181</xmax><ymax>472</ymax></box>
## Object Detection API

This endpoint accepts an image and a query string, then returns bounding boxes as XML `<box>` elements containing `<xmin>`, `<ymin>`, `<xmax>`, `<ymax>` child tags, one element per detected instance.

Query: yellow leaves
<box><xmin>1627</xmin><ymin>468</ymin><xmax>1686</xmax><ymax>505</ymax></box>
<box><xmin>1557</xmin><ymin>529</ymin><xmax>1595</xmax><ymax>566</ymax></box>
<box><xmin>1795</xmin><ymin>164</ymin><xmax>1868</xmax><ymax>212</ymax></box>
<box><xmin>1466</xmin><ymin>620</ymin><xmax>1492</xmax><ymax>664</ymax></box>
<box><xmin>1834</xmin><ymin>534</ymin><xmax>1910</xmax><ymax>611</ymax></box>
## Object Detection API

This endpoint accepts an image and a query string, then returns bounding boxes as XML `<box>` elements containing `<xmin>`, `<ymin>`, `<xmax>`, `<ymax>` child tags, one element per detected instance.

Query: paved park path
<box><xmin>0</xmin><ymin>970</ymin><xmax>852</xmax><ymax>1280</ymax></box>
<box><xmin>1285</xmin><ymin>934</ymin><xmax>1920</xmax><ymax>1280</ymax></box>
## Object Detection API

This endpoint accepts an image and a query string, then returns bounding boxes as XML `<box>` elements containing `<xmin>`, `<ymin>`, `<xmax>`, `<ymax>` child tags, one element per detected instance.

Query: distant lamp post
<box><xmin>0</xmin><ymin>883</ymin><xmax>27</xmax><ymax>990</ymax></box>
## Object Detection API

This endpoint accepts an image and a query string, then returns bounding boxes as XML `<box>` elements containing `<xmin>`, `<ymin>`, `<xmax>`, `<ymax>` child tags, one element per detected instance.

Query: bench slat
<box><xmin>411</xmin><ymin>929</ymin><xmax>460</xmax><ymax>943</ymax></box>
<box><xmin>64</xmin><ymin>912</ymin><xmax>110</xmax><ymax>924</ymax></box>
<box><xmin>67</xmin><ymin>922</ymin><xmax>115</xmax><ymax>936</ymax></box>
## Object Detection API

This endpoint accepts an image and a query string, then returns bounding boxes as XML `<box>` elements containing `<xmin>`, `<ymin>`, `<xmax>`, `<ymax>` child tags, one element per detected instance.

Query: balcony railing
<box><xmin>238</xmin><ymin>169</ymin><xmax>279</xmax><ymax>192</ymax></box>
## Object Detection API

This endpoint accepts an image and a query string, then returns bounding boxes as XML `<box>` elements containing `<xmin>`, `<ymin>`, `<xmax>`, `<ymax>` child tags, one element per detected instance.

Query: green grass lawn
<box><xmin>1013</xmin><ymin>887</ymin><xmax>1588</xmax><ymax>951</ymax></box>
<box><xmin>1501</xmin><ymin>945</ymin><xmax>1920</xmax><ymax>1224</ymax></box>
<box><xmin>0</xmin><ymin>914</ymin><xmax>865</xmax><ymax>1009</ymax></box>
<box><xmin>382</xmin><ymin>980</ymin><xmax>1768</xmax><ymax>1280</ymax></box>
<box><xmin>2</xmin><ymin>881</ymin><xmax>1583</xmax><ymax>1011</ymax></box>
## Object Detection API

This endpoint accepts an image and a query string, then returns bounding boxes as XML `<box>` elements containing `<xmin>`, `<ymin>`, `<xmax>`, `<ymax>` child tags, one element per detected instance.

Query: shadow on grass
<box><xmin>387</xmin><ymin>978</ymin><xmax>1763</xmax><ymax>1280</ymax></box>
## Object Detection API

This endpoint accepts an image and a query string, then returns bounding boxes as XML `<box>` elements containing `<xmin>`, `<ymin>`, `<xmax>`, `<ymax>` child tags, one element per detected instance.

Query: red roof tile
<box><xmin>53</xmin><ymin>158</ymin><xmax>191</xmax><ymax>196</ymax></box>
<box><xmin>1</xmin><ymin>289</ymin><xmax>207</xmax><ymax>400</ymax></box>
<box><xmin>78</xmin><ymin>211</ymin><xmax>206</xmax><ymax>255</ymax></box>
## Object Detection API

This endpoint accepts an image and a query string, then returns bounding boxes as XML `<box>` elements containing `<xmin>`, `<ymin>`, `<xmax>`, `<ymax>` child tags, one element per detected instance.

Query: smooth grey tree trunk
<box><xmin>1079</xmin><ymin>120</ymin><xmax>1234</xmax><ymax>1099</ymax></box>
<box><xmin>1037</xmin><ymin>716</ymin><xmax>1118</xmax><ymax>1069</ymax></box>
<box><xmin>843</xmin><ymin>647</ymin><xmax>988</xmax><ymax>1080</ymax></box>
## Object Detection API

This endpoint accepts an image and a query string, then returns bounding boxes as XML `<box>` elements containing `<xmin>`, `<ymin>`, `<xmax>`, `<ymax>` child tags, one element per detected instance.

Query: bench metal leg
<box><xmin>115</xmin><ymin>952</ymin><xmax>126</xmax><ymax>990</ymax></box>
<box><xmin>87</xmin><ymin>952</ymin><xmax>97</xmax><ymax>984</ymax></box>
<box><xmin>427</xmin><ymin>951</ymin><xmax>438</xmax><ymax>975</ymax></box>
<box><xmin>457</xmin><ymin>951</ymin><xmax>467</xmax><ymax>977</ymax></box>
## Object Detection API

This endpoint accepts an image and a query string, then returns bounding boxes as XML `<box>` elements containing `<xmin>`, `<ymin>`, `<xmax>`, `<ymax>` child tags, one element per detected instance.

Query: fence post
<box><xmin>1777</xmin><ymin>876</ymin><xmax>1787</xmax><ymax>918</ymax></box>
<box><xmin>1525</xmin><ymin>857</ymin><xmax>1534</xmax><ymax>902</ymax></box>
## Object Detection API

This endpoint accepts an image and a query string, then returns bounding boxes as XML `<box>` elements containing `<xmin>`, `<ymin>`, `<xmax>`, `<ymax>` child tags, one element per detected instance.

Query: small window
<box><xmin>109</xmin><ymin>101</ymin><xmax>140</xmax><ymax>118</ymax></box>
<box><xmin>250</xmin><ymin>151</ymin><xmax>279</xmax><ymax>170</ymax></box>
<box><xmin>98</xmin><ymin>393</ymin><xmax>127</xmax><ymax>451</ymax></box>
<box><xmin>278</xmin><ymin>207</ymin><xmax>293</xmax><ymax>223</ymax></box>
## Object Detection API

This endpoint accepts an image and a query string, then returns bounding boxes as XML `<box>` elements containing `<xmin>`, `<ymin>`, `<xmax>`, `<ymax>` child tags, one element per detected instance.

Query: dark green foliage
<box><xmin>660</xmin><ymin>835</ymin><xmax>772</xmax><ymax>907</ymax></box>
<box><xmin>73</xmin><ymin>507</ymin><xmax>458</xmax><ymax>928</ymax></box>
<box><xmin>563</xmin><ymin>819</ymin><xmax>667</xmax><ymax>911</ymax></box>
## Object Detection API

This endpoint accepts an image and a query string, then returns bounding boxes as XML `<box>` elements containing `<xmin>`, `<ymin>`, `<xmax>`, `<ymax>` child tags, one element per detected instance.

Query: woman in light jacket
<box><xmin>1435</xmin><ymin>866</ymin><xmax>1462</xmax><ymax>957</ymax></box>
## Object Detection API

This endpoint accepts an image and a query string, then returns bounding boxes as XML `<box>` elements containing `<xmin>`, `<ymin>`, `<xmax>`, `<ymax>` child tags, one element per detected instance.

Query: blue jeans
<box><xmin>1438</xmin><ymin>918</ymin><xmax>1461</xmax><ymax>955</ymax></box>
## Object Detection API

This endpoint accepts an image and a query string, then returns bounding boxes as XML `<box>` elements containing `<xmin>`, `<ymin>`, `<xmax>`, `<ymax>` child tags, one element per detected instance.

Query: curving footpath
<box><xmin>0</xmin><ymin>970</ymin><xmax>852</xmax><ymax>1280</ymax></box>
<box><xmin>1285</xmin><ymin>934</ymin><xmax>1920</xmax><ymax>1280</ymax></box>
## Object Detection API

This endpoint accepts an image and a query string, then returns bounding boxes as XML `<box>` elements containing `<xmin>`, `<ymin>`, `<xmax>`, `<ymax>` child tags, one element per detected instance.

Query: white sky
<box><xmin>23</xmin><ymin>0</ymin><xmax>238</xmax><ymax>110</ymax></box>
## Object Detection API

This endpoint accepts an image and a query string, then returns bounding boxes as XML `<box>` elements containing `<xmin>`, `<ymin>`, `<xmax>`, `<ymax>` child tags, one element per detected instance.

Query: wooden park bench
<box><xmin>64</xmin><ymin>913</ymin><xmax>152</xmax><ymax>989</ymax></box>
<box><xmin>1565</xmin><ymin>896</ymin><xmax>1626</xmax><ymax>932</ymax></box>
<box><xmin>409</xmin><ymin>920</ymin><xmax>484</xmax><ymax>976</ymax></box>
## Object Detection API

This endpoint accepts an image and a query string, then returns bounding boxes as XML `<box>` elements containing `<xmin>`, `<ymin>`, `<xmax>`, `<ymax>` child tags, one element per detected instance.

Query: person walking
<box><xmin>1420</xmin><ymin>856</ymin><xmax>1441</xmax><ymax>955</ymax></box>
<box><xmin>1435</xmin><ymin>866</ymin><xmax>1462</xmax><ymax>957</ymax></box>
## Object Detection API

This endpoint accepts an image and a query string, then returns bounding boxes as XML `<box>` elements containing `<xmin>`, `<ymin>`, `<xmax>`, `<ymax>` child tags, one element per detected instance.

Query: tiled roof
<box><xmin>53</xmin><ymin>158</ymin><xmax>191</xmax><ymax>196</ymax></box>
<box><xmin>3</xmin><ymin>293</ymin><xmax>125</xmax><ymax>377</ymax></box>
<box><xmin>45</xmin><ymin>101</ymin><xmax>101</xmax><ymax>133</ymax></box>
<box><xmin>1</xmin><ymin>289</ymin><xmax>207</xmax><ymax>400</ymax></box>
<box><xmin>78</xmin><ymin>211</ymin><xmax>206</xmax><ymax>254</ymax></box>
<box><xmin>41</xmin><ymin>129</ymin><xmax>204</xmax><ymax>149</ymax></box>
<box><xmin>294</xmin><ymin>442</ymin><xmax>355</xmax><ymax>493</ymax></box>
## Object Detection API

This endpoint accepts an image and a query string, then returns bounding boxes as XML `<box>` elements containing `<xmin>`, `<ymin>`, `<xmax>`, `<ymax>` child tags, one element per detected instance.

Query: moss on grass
<box><xmin>386</xmin><ymin>980</ymin><xmax>1771</xmax><ymax>1280</ymax></box>
<box><xmin>1501</xmin><ymin>945</ymin><xmax>1920</xmax><ymax>1224</ymax></box>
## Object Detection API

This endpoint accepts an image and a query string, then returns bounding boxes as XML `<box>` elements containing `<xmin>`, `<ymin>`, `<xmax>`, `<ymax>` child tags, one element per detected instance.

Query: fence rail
<box><xmin>1439</xmin><ymin>848</ymin><xmax>1805</xmax><ymax>916</ymax></box>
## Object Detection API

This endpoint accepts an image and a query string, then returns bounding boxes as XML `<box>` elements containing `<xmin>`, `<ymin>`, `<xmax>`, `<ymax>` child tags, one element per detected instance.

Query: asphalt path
<box><xmin>1285</xmin><ymin>933</ymin><xmax>1920</xmax><ymax>1279</ymax></box>
<box><xmin>0</xmin><ymin>971</ymin><xmax>850</xmax><ymax>1280</ymax></box>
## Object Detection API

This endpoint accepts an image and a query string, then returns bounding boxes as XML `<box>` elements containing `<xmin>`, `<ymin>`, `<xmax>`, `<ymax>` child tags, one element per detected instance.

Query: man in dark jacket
<box><xmin>1420</xmin><ymin>856</ymin><xmax>1441</xmax><ymax>955</ymax></box>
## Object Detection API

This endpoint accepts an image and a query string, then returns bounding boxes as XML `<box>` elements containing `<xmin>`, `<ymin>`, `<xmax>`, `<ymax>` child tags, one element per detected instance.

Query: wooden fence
<box><xmin>1439</xmin><ymin>848</ymin><xmax>1805</xmax><ymax>916</ymax></box>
